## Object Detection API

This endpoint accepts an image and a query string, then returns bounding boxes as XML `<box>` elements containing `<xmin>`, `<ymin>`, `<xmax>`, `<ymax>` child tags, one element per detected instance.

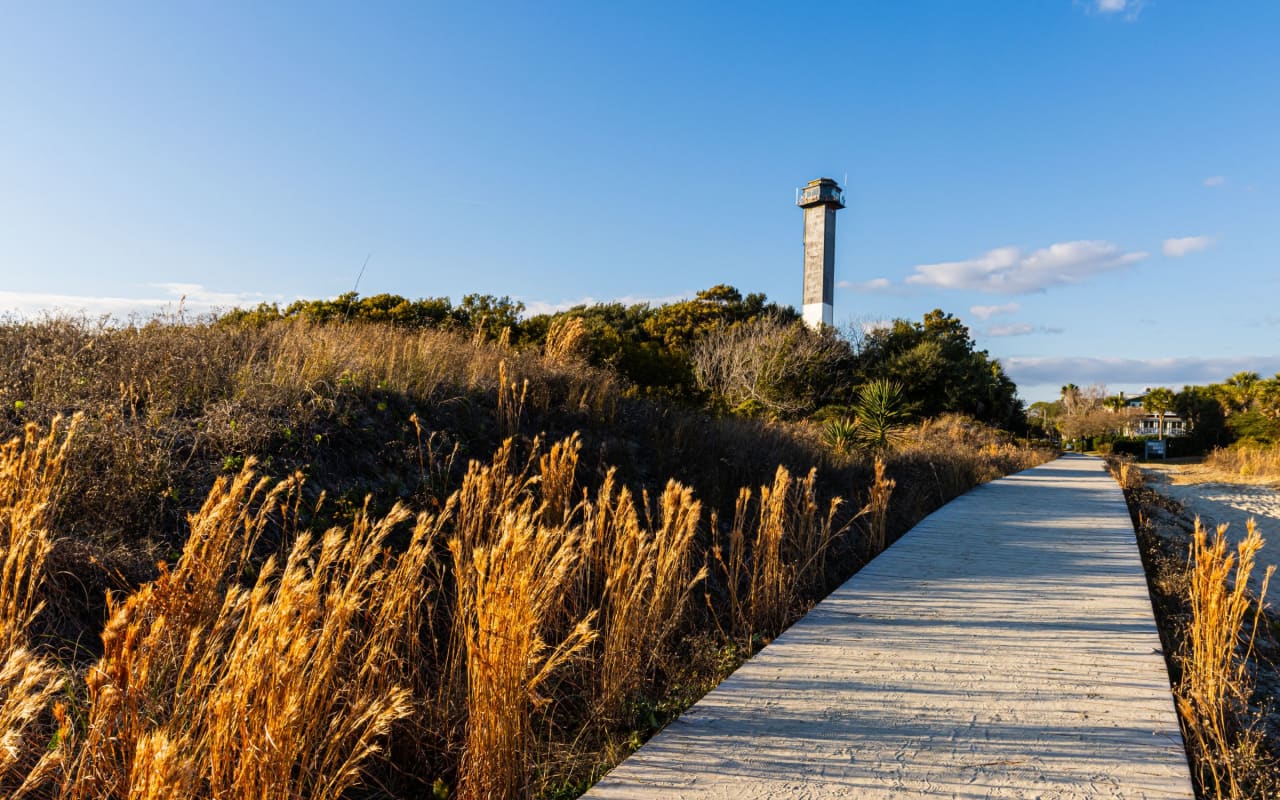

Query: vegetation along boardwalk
<box><xmin>586</xmin><ymin>454</ymin><xmax>1193</xmax><ymax>799</ymax></box>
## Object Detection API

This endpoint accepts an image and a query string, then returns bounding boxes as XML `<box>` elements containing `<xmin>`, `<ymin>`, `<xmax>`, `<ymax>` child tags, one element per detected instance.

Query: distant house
<box><xmin>1119</xmin><ymin>392</ymin><xmax>1188</xmax><ymax>438</ymax></box>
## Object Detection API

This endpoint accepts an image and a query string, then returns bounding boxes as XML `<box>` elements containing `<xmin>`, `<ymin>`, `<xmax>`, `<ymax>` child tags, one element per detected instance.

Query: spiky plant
<box><xmin>850</xmin><ymin>379</ymin><xmax>910</xmax><ymax>455</ymax></box>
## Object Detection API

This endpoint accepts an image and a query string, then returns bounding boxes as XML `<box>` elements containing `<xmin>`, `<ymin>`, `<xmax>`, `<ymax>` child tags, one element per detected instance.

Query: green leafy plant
<box><xmin>850</xmin><ymin>379</ymin><xmax>910</xmax><ymax>454</ymax></box>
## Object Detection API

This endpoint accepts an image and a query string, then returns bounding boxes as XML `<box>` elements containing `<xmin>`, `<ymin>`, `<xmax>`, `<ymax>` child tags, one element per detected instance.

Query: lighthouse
<box><xmin>796</xmin><ymin>177</ymin><xmax>845</xmax><ymax>329</ymax></box>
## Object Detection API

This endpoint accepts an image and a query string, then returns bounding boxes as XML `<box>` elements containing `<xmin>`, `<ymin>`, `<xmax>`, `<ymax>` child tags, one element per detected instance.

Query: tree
<box><xmin>690</xmin><ymin>317</ymin><xmax>854</xmax><ymax>418</ymax></box>
<box><xmin>1257</xmin><ymin>374</ymin><xmax>1280</xmax><ymax>420</ymax></box>
<box><xmin>1175</xmin><ymin>385</ymin><xmax>1227</xmax><ymax>449</ymax></box>
<box><xmin>645</xmin><ymin>285</ymin><xmax>796</xmax><ymax>353</ymax></box>
<box><xmin>1221</xmin><ymin>371</ymin><xmax>1261</xmax><ymax>413</ymax></box>
<box><xmin>1143</xmin><ymin>387</ymin><xmax>1176</xmax><ymax>440</ymax></box>
<box><xmin>1027</xmin><ymin>401</ymin><xmax>1063</xmax><ymax>440</ymax></box>
<box><xmin>453</xmin><ymin>294</ymin><xmax>525</xmax><ymax>338</ymax></box>
<box><xmin>854</xmin><ymin>309</ymin><xmax>1022</xmax><ymax>428</ymax></box>
<box><xmin>520</xmin><ymin>285</ymin><xmax>800</xmax><ymax>401</ymax></box>
<box><xmin>1054</xmin><ymin>384</ymin><xmax>1122</xmax><ymax>448</ymax></box>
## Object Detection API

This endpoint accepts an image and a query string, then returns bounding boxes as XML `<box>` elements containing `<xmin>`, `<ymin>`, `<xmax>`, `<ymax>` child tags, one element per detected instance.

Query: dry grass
<box><xmin>863</xmin><ymin>457</ymin><xmax>896</xmax><ymax>554</ymax></box>
<box><xmin>55</xmin><ymin>466</ymin><xmax>421</xmax><ymax>799</ymax></box>
<box><xmin>1205</xmin><ymin>445</ymin><xmax>1280</xmax><ymax>484</ymax></box>
<box><xmin>595</xmin><ymin>479</ymin><xmax>705</xmax><ymax>724</ymax></box>
<box><xmin>1102</xmin><ymin>453</ymin><xmax>1145</xmax><ymax>491</ymax></box>
<box><xmin>712</xmin><ymin>466</ymin><xmax>843</xmax><ymax>648</ymax></box>
<box><xmin>0</xmin><ymin>416</ymin><xmax>78</xmax><ymax>799</ymax></box>
<box><xmin>0</xmin><ymin>317</ymin><xmax>620</xmax><ymax>546</ymax></box>
<box><xmin>451</xmin><ymin>501</ymin><xmax>595</xmax><ymax>800</ymax></box>
<box><xmin>1176</xmin><ymin>518</ymin><xmax>1277</xmax><ymax>799</ymax></box>
<box><xmin>0</xmin><ymin>318</ymin><xmax>1056</xmax><ymax>799</ymax></box>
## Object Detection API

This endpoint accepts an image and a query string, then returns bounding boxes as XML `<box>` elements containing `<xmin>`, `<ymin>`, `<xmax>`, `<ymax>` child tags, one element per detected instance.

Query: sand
<box><xmin>1141</xmin><ymin>461</ymin><xmax>1280</xmax><ymax>596</ymax></box>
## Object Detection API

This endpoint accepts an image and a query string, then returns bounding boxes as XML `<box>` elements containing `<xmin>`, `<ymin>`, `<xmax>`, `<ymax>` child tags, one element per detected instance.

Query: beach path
<box><xmin>583</xmin><ymin>454</ymin><xmax>1193</xmax><ymax>799</ymax></box>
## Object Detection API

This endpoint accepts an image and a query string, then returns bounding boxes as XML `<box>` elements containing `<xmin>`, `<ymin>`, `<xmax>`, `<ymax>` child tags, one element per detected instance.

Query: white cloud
<box><xmin>1004</xmin><ymin>355</ymin><xmax>1280</xmax><ymax>388</ymax></box>
<box><xmin>1162</xmin><ymin>236</ymin><xmax>1213</xmax><ymax>258</ymax></box>
<box><xmin>1203</xmin><ymin>175</ymin><xmax>1226</xmax><ymax>187</ymax></box>
<box><xmin>0</xmin><ymin>284</ymin><xmax>279</xmax><ymax>320</ymax></box>
<box><xmin>986</xmin><ymin>323</ymin><xmax>1064</xmax><ymax>338</ymax></box>
<box><xmin>970</xmin><ymin>302</ymin><xmax>1020</xmax><ymax>320</ymax></box>
<box><xmin>859</xmin><ymin>319</ymin><xmax>892</xmax><ymax>335</ymax></box>
<box><xmin>904</xmin><ymin>240</ymin><xmax>1148</xmax><ymax>294</ymax></box>
<box><xmin>1089</xmin><ymin>0</ymin><xmax>1145</xmax><ymax>19</ymax></box>
<box><xmin>988</xmin><ymin>323</ymin><xmax>1035</xmax><ymax>337</ymax></box>
<box><xmin>837</xmin><ymin>277</ymin><xmax>891</xmax><ymax>292</ymax></box>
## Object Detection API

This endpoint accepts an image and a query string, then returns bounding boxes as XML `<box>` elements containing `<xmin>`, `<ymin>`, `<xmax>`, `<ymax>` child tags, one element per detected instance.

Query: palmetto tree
<box><xmin>1143</xmin><ymin>386</ymin><xmax>1177</xmax><ymax>440</ymax></box>
<box><xmin>1223</xmin><ymin>371</ymin><xmax>1262</xmax><ymax>413</ymax></box>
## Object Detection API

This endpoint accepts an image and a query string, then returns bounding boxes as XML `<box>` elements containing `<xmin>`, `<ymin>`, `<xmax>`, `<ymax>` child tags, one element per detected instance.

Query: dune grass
<box><xmin>0</xmin><ymin>316</ymin><xmax>1053</xmax><ymax>797</ymax></box>
<box><xmin>1177</xmin><ymin>518</ymin><xmax>1276</xmax><ymax>800</ymax></box>
<box><xmin>1205</xmin><ymin>444</ymin><xmax>1280</xmax><ymax>483</ymax></box>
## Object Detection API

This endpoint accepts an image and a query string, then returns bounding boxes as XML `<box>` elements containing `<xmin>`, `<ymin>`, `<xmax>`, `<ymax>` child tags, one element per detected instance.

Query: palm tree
<box><xmin>1143</xmin><ymin>387</ymin><xmax>1176</xmax><ymax>440</ymax></box>
<box><xmin>1224</xmin><ymin>371</ymin><xmax>1262</xmax><ymax>413</ymax></box>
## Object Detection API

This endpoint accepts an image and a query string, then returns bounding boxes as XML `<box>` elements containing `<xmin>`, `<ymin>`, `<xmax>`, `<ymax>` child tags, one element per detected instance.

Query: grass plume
<box><xmin>1176</xmin><ymin>518</ymin><xmax>1276</xmax><ymax>799</ymax></box>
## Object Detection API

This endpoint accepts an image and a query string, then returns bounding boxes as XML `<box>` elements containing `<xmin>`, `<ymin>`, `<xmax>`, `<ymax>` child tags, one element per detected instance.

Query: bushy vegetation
<box><xmin>219</xmin><ymin>287</ymin><xmax>1025</xmax><ymax>431</ymax></box>
<box><xmin>1205</xmin><ymin>444</ymin><xmax>1280</xmax><ymax>482</ymax></box>
<box><xmin>0</xmin><ymin>294</ymin><xmax>1051</xmax><ymax>798</ymax></box>
<box><xmin>1030</xmin><ymin>373</ymin><xmax>1280</xmax><ymax>458</ymax></box>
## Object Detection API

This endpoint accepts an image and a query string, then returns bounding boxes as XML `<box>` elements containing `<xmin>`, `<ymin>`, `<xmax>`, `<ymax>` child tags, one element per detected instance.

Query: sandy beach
<box><xmin>1141</xmin><ymin>461</ymin><xmax>1280</xmax><ymax>597</ymax></box>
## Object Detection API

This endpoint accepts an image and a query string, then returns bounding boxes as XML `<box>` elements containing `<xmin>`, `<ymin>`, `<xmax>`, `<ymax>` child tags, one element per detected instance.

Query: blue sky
<box><xmin>1</xmin><ymin>1</ymin><xmax>1277</xmax><ymax>403</ymax></box>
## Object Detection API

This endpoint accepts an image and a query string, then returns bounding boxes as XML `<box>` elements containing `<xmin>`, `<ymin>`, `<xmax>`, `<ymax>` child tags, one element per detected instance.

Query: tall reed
<box><xmin>1176</xmin><ymin>518</ymin><xmax>1275</xmax><ymax>799</ymax></box>
<box><xmin>863</xmin><ymin>456</ymin><xmax>896</xmax><ymax>555</ymax></box>
<box><xmin>0</xmin><ymin>416</ymin><xmax>79</xmax><ymax>798</ymax></box>
<box><xmin>451</xmin><ymin>482</ymin><xmax>596</xmax><ymax>800</ymax></box>
<box><xmin>714</xmin><ymin>466</ymin><xmax>842</xmax><ymax>648</ymax></box>
<box><xmin>61</xmin><ymin>466</ymin><xmax>419</xmax><ymax>799</ymax></box>
<box><xmin>596</xmin><ymin>479</ymin><xmax>706</xmax><ymax>722</ymax></box>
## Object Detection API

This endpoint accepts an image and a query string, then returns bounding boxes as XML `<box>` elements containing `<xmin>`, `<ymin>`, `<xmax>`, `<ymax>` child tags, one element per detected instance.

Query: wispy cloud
<box><xmin>1162</xmin><ymin>235</ymin><xmax>1213</xmax><ymax>258</ymax></box>
<box><xmin>0</xmin><ymin>284</ymin><xmax>279</xmax><ymax>319</ymax></box>
<box><xmin>1004</xmin><ymin>355</ymin><xmax>1280</xmax><ymax>388</ymax></box>
<box><xmin>1088</xmin><ymin>0</ymin><xmax>1146</xmax><ymax>19</ymax></box>
<box><xmin>837</xmin><ymin>277</ymin><xmax>892</xmax><ymax>292</ymax></box>
<box><xmin>1203</xmin><ymin>175</ymin><xmax>1227</xmax><ymax>188</ymax></box>
<box><xmin>904</xmin><ymin>240</ymin><xmax>1148</xmax><ymax>294</ymax></box>
<box><xmin>987</xmin><ymin>323</ymin><xmax>1064</xmax><ymax>338</ymax></box>
<box><xmin>970</xmin><ymin>302</ymin><xmax>1020</xmax><ymax>321</ymax></box>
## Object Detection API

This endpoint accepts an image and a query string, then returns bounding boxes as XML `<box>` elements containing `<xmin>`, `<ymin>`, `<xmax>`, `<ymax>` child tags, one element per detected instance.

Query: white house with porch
<box><xmin>1120</xmin><ymin>392</ymin><xmax>1188</xmax><ymax>437</ymax></box>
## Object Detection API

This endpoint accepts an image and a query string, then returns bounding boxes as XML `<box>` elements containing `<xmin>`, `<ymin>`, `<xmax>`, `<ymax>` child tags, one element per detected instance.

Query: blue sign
<box><xmin>1145</xmin><ymin>439</ymin><xmax>1167</xmax><ymax>458</ymax></box>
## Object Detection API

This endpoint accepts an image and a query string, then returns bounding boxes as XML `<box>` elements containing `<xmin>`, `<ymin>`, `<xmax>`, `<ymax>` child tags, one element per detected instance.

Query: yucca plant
<box><xmin>849</xmin><ymin>379</ymin><xmax>910</xmax><ymax>455</ymax></box>
<box><xmin>821</xmin><ymin>416</ymin><xmax>859</xmax><ymax>455</ymax></box>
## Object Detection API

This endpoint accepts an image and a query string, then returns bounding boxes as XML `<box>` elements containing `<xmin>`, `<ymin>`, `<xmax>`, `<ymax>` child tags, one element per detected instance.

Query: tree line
<box><xmin>220</xmin><ymin>286</ymin><xmax>1025</xmax><ymax>431</ymax></box>
<box><xmin>1028</xmin><ymin>372</ymin><xmax>1280</xmax><ymax>451</ymax></box>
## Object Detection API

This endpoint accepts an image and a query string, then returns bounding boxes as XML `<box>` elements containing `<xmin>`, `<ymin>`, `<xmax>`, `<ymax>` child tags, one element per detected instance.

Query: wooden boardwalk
<box><xmin>585</xmin><ymin>454</ymin><xmax>1193</xmax><ymax>799</ymax></box>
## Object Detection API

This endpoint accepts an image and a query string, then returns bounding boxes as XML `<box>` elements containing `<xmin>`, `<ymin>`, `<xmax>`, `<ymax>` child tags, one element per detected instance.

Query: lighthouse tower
<box><xmin>796</xmin><ymin>177</ymin><xmax>845</xmax><ymax>329</ymax></box>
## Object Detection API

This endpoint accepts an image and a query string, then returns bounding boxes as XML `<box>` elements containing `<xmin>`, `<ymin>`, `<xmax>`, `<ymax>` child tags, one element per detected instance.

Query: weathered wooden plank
<box><xmin>584</xmin><ymin>454</ymin><xmax>1193</xmax><ymax>799</ymax></box>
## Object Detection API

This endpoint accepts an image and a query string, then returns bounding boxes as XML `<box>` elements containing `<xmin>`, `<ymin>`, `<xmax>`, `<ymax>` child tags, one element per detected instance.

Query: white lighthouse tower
<box><xmin>796</xmin><ymin>177</ymin><xmax>845</xmax><ymax>329</ymax></box>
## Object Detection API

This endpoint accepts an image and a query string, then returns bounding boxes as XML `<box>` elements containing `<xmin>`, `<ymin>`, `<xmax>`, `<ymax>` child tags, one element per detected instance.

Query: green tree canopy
<box><xmin>854</xmin><ymin>310</ymin><xmax>1022</xmax><ymax>428</ymax></box>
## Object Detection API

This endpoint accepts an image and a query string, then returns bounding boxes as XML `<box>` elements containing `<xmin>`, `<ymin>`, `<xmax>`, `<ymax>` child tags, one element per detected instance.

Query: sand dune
<box><xmin>1142</xmin><ymin>462</ymin><xmax>1280</xmax><ymax>596</ymax></box>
